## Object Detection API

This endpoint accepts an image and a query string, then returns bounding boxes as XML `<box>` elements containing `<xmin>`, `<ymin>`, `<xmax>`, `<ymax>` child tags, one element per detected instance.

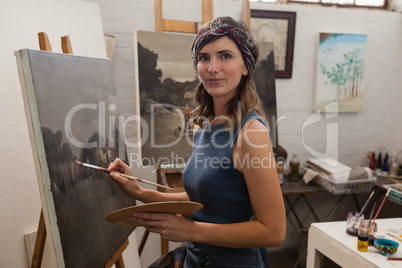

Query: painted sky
<box><xmin>136</xmin><ymin>31</ymin><xmax>196</xmax><ymax>82</ymax></box>
<box><xmin>319</xmin><ymin>33</ymin><xmax>367</xmax><ymax>66</ymax></box>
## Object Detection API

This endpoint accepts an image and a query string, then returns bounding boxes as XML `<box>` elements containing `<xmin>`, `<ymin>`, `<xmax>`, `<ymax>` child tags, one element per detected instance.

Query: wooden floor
<box><xmin>268</xmin><ymin>247</ymin><xmax>341</xmax><ymax>268</ymax></box>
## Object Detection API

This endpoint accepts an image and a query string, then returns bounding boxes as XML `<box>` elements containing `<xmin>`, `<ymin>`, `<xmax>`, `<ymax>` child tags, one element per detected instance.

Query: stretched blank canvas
<box><xmin>16</xmin><ymin>49</ymin><xmax>135</xmax><ymax>267</ymax></box>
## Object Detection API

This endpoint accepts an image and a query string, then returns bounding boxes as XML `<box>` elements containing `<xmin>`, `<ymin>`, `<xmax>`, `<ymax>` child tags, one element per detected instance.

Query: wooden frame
<box><xmin>155</xmin><ymin>0</ymin><xmax>213</xmax><ymax>33</ymax></box>
<box><xmin>250</xmin><ymin>10</ymin><xmax>296</xmax><ymax>78</ymax></box>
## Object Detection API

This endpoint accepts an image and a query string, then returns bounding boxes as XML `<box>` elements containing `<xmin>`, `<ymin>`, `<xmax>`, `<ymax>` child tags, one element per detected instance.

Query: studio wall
<box><xmin>1</xmin><ymin>0</ymin><xmax>401</xmax><ymax>267</ymax></box>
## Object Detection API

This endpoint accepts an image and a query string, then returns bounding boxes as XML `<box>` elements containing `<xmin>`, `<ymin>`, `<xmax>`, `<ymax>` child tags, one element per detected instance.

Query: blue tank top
<box><xmin>182</xmin><ymin>110</ymin><xmax>270</xmax><ymax>224</ymax></box>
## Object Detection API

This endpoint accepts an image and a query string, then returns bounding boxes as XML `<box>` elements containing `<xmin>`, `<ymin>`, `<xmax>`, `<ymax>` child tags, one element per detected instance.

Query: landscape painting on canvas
<box><xmin>135</xmin><ymin>31</ymin><xmax>278</xmax><ymax>164</ymax></box>
<box><xmin>16</xmin><ymin>49</ymin><xmax>135</xmax><ymax>267</ymax></box>
<box><xmin>135</xmin><ymin>31</ymin><xmax>197</xmax><ymax>166</ymax></box>
<box><xmin>314</xmin><ymin>33</ymin><xmax>367</xmax><ymax>112</ymax></box>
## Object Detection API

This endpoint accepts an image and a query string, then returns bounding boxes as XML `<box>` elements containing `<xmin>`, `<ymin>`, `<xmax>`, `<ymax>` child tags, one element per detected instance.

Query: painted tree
<box><xmin>344</xmin><ymin>48</ymin><xmax>364</xmax><ymax>97</ymax></box>
<box><xmin>321</xmin><ymin>47</ymin><xmax>364</xmax><ymax>99</ymax></box>
<box><xmin>320</xmin><ymin>61</ymin><xmax>348</xmax><ymax>99</ymax></box>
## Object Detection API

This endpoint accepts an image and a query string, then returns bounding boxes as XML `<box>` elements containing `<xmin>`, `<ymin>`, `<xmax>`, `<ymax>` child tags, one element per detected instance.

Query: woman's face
<box><xmin>196</xmin><ymin>36</ymin><xmax>248</xmax><ymax>104</ymax></box>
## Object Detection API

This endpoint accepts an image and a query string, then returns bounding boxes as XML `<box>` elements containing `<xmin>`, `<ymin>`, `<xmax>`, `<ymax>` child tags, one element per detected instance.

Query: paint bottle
<box><xmin>375</xmin><ymin>153</ymin><xmax>382</xmax><ymax>175</ymax></box>
<box><xmin>366</xmin><ymin>149</ymin><xmax>374</xmax><ymax>167</ymax></box>
<box><xmin>369</xmin><ymin>153</ymin><xmax>376</xmax><ymax>171</ymax></box>
<box><xmin>289</xmin><ymin>154</ymin><xmax>300</xmax><ymax>181</ymax></box>
<box><xmin>357</xmin><ymin>234</ymin><xmax>369</xmax><ymax>252</ymax></box>
<box><xmin>383</xmin><ymin>153</ymin><xmax>389</xmax><ymax>174</ymax></box>
<box><xmin>276</xmin><ymin>160</ymin><xmax>284</xmax><ymax>185</ymax></box>
<box><xmin>390</xmin><ymin>152</ymin><xmax>398</xmax><ymax>176</ymax></box>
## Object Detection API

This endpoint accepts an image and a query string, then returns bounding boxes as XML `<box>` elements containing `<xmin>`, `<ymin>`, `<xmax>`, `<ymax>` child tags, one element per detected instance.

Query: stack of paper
<box><xmin>307</xmin><ymin>158</ymin><xmax>352</xmax><ymax>175</ymax></box>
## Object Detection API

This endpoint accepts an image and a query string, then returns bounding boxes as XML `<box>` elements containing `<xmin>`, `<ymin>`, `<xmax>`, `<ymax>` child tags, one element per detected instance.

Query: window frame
<box><xmin>286</xmin><ymin>0</ymin><xmax>388</xmax><ymax>9</ymax></box>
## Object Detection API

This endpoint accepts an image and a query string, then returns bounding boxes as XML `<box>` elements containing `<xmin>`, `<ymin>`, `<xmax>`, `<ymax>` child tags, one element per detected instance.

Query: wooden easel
<box><xmin>155</xmin><ymin>0</ymin><xmax>251</xmax><ymax>32</ymax></box>
<box><xmin>31</xmin><ymin>32</ymin><xmax>128</xmax><ymax>268</ymax></box>
<box><xmin>154</xmin><ymin>0</ymin><xmax>213</xmax><ymax>33</ymax></box>
<box><xmin>242</xmin><ymin>0</ymin><xmax>251</xmax><ymax>28</ymax></box>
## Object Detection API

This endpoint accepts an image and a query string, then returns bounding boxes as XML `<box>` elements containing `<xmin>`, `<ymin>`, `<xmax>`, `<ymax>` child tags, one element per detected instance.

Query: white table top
<box><xmin>309</xmin><ymin>218</ymin><xmax>402</xmax><ymax>268</ymax></box>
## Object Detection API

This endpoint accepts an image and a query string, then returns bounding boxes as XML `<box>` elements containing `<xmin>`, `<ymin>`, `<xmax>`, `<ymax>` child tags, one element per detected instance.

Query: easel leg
<box><xmin>114</xmin><ymin>256</ymin><xmax>125</xmax><ymax>268</ymax></box>
<box><xmin>31</xmin><ymin>209</ymin><xmax>47</xmax><ymax>268</ymax></box>
<box><xmin>161</xmin><ymin>238</ymin><xmax>169</xmax><ymax>256</ymax></box>
<box><xmin>138</xmin><ymin>230</ymin><xmax>150</xmax><ymax>256</ymax></box>
<box><xmin>105</xmin><ymin>239</ymin><xmax>129</xmax><ymax>268</ymax></box>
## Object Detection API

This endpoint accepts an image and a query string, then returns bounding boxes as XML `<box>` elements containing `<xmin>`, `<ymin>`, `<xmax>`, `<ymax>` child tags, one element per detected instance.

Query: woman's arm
<box><xmin>131</xmin><ymin>119</ymin><xmax>286</xmax><ymax>248</ymax></box>
<box><xmin>194</xmin><ymin>119</ymin><xmax>285</xmax><ymax>247</ymax></box>
<box><xmin>107</xmin><ymin>158</ymin><xmax>189</xmax><ymax>203</ymax></box>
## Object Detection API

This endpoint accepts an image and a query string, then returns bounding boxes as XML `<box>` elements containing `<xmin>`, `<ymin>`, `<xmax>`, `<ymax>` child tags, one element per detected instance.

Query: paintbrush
<box><xmin>387</xmin><ymin>257</ymin><xmax>402</xmax><ymax>261</ymax></box>
<box><xmin>367</xmin><ymin>202</ymin><xmax>376</xmax><ymax>235</ymax></box>
<box><xmin>368</xmin><ymin>202</ymin><xmax>376</xmax><ymax>226</ymax></box>
<box><xmin>350</xmin><ymin>190</ymin><xmax>375</xmax><ymax>230</ymax></box>
<box><xmin>75</xmin><ymin>160</ymin><xmax>175</xmax><ymax>191</ymax></box>
<box><xmin>358</xmin><ymin>190</ymin><xmax>375</xmax><ymax>217</ymax></box>
<box><xmin>371</xmin><ymin>188</ymin><xmax>392</xmax><ymax>226</ymax></box>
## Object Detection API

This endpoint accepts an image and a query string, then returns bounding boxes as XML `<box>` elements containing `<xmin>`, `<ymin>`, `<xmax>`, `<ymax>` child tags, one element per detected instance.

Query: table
<box><xmin>307</xmin><ymin>218</ymin><xmax>402</xmax><ymax>268</ymax></box>
<box><xmin>281</xmin><ymin>177</ymin><xmax>365</xmax><ymax>267</ymax></box>
<box><xmin>281</xmin><ymin>177</ymin><xmax>321</xmax><ymax>229</ymax></box>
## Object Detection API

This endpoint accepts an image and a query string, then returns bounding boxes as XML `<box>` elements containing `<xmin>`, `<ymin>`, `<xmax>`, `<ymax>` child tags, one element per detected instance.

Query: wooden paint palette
<box><xmin>106</xmin><ymin>201</ymin><xmax>203</xmax><ymax>227</ymax></box>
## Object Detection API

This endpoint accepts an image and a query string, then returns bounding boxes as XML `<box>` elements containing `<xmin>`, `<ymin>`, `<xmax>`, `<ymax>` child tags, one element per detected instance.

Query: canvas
<box><xmin>314</xmin><ymin>33</ymin><xmax>367</xmax><ymax>112</ymax></box>
<box><xmin>134</xmin><ymin>31</ymin><xmax>197</xmax><ymax>166</ymax></box>
<box><xmin>252</xmin><ymin>40</ymin><xmax>279</xmax><ymax>152</ymax></box>
<box><xmin>16</xmin><ymin>49</ymin><xmax>135</xmax><ymax>267</ymax></box>
<box><xmin>251</xmin><ymin>16</ymin><xmax>289</xmax><ymax>72</ymax></box>
<box><xmin>135</xmin><ymin>31</ymin><xmax>278</xmax><ymax>165</ymax></box>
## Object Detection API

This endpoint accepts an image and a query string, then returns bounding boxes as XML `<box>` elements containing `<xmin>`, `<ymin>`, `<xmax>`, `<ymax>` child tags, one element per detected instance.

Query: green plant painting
<box><xmin>314</xmin><ymin>33</ymin><xmax>367</xmax><ymax>112</ymax></box>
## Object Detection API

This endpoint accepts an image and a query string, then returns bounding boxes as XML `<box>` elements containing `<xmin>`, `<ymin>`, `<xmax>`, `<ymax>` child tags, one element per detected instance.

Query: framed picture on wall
<box><xmin>250</xmin><ymin>10</ymin><xmax>296</xmax><ymax>78</ymax></box>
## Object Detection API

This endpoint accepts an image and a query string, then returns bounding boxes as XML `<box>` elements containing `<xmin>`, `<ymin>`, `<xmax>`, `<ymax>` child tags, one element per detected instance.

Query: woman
<box><xmin>107</xmin><ymin>17</ymin><xmax>286</xmax><ymax>267</ymax></box>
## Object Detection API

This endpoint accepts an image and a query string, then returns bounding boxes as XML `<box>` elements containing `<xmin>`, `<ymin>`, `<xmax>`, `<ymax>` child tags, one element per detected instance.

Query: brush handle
<box><xmin>76</xmin><ymin>160</ymin><xmax>175</xmax><ymax>191</ymax></box>
<box><xmin>372</xmin><ymin>188</ymin><xmax>391</xmax><ymax>224</ymax></box>
<box><xmin>367</xmin><ymin>202</ymin><xmax>376</xmax><ymax>226</ymax></box>
<box><xmin>119</xmin><ymin>173</ymin><xmax>175</xmax><ymax>191</ymax></box>
<box><xmin>358</xmin><ymin>190</ymin><xmax>374</xmax><ymax>217</ymax></box>
<box><xmin>387</xmin><ymin>257</ymin><xmax>402</xmax><ymax>261</ymax></box>
<box><xmin>350</xmin><ymin>191</ymin><xmax>375</xmax><ymax>230</ymax></box>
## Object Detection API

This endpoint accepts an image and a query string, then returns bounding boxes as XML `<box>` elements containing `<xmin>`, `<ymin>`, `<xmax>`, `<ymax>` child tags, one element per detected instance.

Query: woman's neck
<box><xmin>212</xmin><ymin>97</ymin><xmax>229</xmax><ymax>117</ymax></box>
<box><xmin>211</xmin><ymin>103</ymin><xmax>229</xmax><ymax>125</ymax></box>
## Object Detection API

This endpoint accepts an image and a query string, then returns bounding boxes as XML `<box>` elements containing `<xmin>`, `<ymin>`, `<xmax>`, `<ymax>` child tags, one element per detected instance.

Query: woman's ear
<box><xmin>242</xmin><ymin>68</ymin><xmax>248</xmax><ymax>77</ymax></box>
